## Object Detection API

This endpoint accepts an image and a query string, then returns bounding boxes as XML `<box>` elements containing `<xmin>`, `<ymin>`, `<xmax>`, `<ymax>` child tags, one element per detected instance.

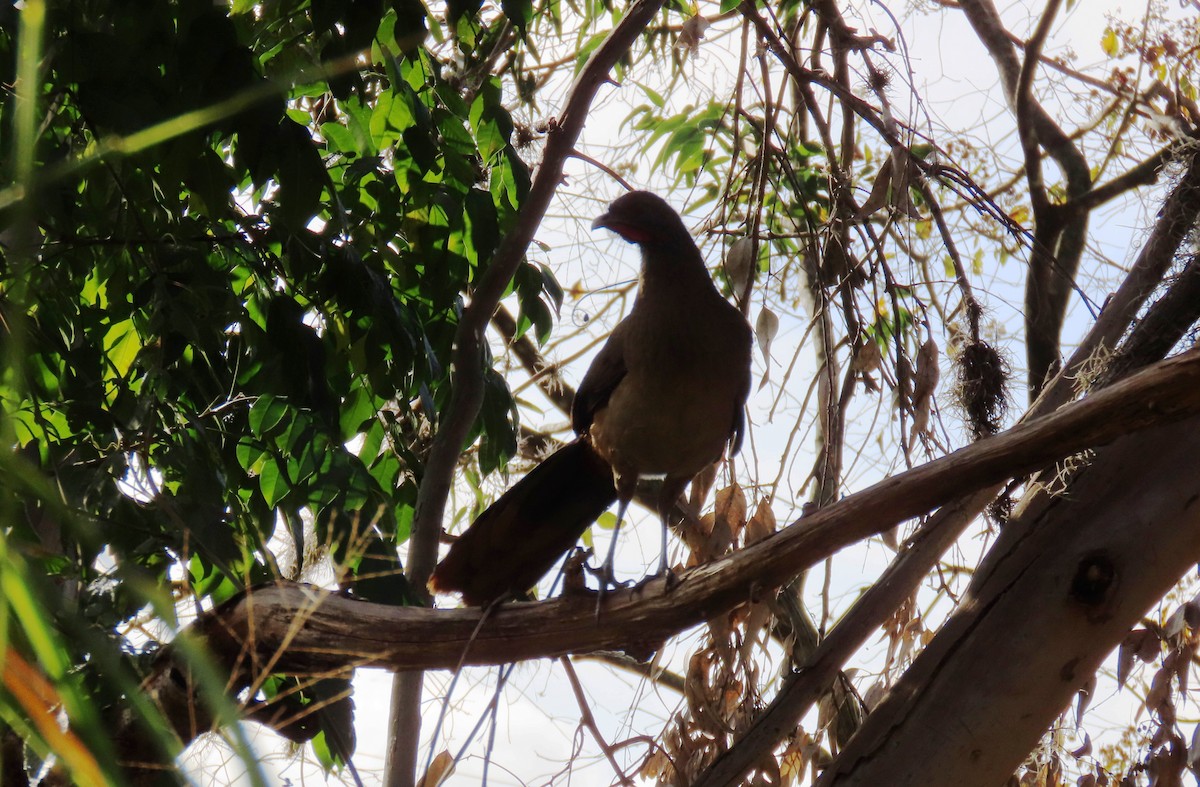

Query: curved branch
<box><xmin>146</xmin><ymin>350</ymin><xmax>1200</xmax><ymax>691</ymax></box>
<box><xmin>1014</xmin><ymin>0</ymin><xmax>1062</xmax><ymax>216</ymax></box>
<box><xmin>959</xmin><ymin>0</ymin><xmax>1093</xmax><ymax>395</ymax></box>
<box><xmin>1070</xmin><ymin>143</ymin><xmax>1178</xmax><ymax>213</ymax></box>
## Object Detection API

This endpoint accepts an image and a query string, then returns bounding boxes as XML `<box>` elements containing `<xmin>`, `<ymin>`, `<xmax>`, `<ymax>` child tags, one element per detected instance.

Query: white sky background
<box><xmin>184</xmin><ymin>0</ymin><xmax>1194</xmax><ymax>784</ymax></box>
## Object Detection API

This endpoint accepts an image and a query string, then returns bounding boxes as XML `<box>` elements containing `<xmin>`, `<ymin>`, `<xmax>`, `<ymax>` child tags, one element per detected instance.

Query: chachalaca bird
<box><xmin>428</xmin><ymin>191</ymin><xmax>753</xmax><ymax>607</ymax></box>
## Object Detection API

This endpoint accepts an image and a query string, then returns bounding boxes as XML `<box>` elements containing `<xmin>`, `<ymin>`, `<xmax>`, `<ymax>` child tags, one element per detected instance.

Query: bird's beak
<box><xmin>591</xmin><ymin>212</ymin><xmax>613</xmax><ymax>231</ymax></box>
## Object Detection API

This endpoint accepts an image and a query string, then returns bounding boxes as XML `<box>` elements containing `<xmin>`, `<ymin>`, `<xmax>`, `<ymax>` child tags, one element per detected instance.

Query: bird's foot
<box><xmin>588</xmin><ymin>562</ymin><xmax>630</xmax><ymax>620</ymax></box>
<box><xmin>660</xmin><ymin>566</ymin><xmax>680</xmax><ymax>591</ymax></box>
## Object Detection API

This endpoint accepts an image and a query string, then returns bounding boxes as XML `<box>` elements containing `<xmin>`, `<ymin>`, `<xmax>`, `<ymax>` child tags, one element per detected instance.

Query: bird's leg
<box><xmin>594</xmin><ymin>495</ymin><xmax>630</xmax><ymax>619</ymax></box>
<box><xmin>595</xmin><ymin>475</ymin><xmax>637</xmax><ymax>618</ymax></box>
<box><xmin>656</xmin><ymin>476</ymin><xmax>690</xmax><ymax>590</ymax></box>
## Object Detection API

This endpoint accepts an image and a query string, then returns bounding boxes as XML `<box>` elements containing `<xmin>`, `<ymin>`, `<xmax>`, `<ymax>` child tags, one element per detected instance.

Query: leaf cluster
<box><xmin>0</xmin><ymin>0</ymin><xmax>555</xmax><ymax>778</ymax></box>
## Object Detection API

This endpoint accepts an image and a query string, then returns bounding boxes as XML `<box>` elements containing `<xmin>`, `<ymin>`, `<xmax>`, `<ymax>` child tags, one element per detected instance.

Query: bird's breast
<box><xmin>589</xmin><ymin>302</ymin><xmax>750</xmax><ymax>480</ymax></box>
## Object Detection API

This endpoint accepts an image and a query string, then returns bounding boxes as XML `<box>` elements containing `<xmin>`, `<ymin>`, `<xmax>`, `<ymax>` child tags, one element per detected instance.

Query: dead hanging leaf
<box><xmin>1165</xmin><ymin>604</ymin><xmax>1189</xmax><ymax>639</ymax></box>
<box><xmin>857</xmin><ymin>148</ymin><xmax>922</xmax><ymax>220</ymax></box>
<box><xmin>1147</xmin><ymin>668</ymin><xmax>1173</xmax><ymax>717</ymax></box>
<box><xmin>816</xmin><ymin>692</ymin><xmax>837</xmax><ymax>737</ymax></box>
<box><xmin>1118</xmin><ymin>628</ymin><xmax>1162</xmax><ymax>687</ymax></box>
<box><xmin>1185</xmin><ymin>592</ymin><xmax>1200</xmax><ymax>628</ymax></box>
<box><xmin>726</xmin><ymin>236</ymin><xmax>755</xmax><ymax>300</ymax></box>
<box><xmin>689</xmin><ymin>461</ymin><xmax>719</xmax><ymax>512</ymax></box>
<box><xmin>1188</xmin><ymin>724</ymin><xmax>1200</xmax><ymax>772</ymax></box>
<box><xmin>707</xmin><ymin>483</ymin><xmax>747</xmax><ymax>558</ymax></box>
<box><xmin>856</xmin><ymin>156</ymin><xmax>895</xmax><ymax>218</ymax></box>
<box><xmin>686</xmin><ymin>511</ymin><xmax>715</xmax><ymax>566</ymax></box>
<box><xmin>1069</xmin><ymin>732</ymin><xmax>1093</xmax><ymax>760</ymax></box>
<box><xmin>852</xmin><ymin>338</ymin><xmax>881</xmax><ymax>373</ymax></box>
<box><xmin>895</xmin><ymin>351</ymin><xmax>914</xmax><ymax>408</ymax></box>
<box><xmin>862</xmin><ymin>679</ymin><xmax>887</xmax><ymax>710</ymax></box>
<box><xmin>819</xmin><ymin>229</ymin><xmax>861</xmax><ymax>286</ymax></box>
<box><xmin>853</xmin><ymin>339</ymin><xmax>882</xmax><ymax>393</ymax></box>
<box><xmin>739</xmin><ymin>599</ymin><xmax>775</xmax><ymax>661</ymax></box>
<box><xmin>909</xmin><ymin>337</ymin><xmax>940</xmax><ymax>442</ymax></box>
<box><xmin>675</xmin><ymin>14</ymin><xmax>710</xmax><ymax>58</ymax></box>
<box><xmin>640</xmin><ymin>747</ymin><xmax>670</xmax><ymax>782</ymax></box>
<box><xmin>748</xmin><ymin>757</ymin><xmax>782</xmax><ymax>786</ymax></box>
<box><xmin>1149</xmin><ymin>734</ymin><xmax>1187</xmax><ymax>787</ymax></box>
<box><xmin>756</xmin><ymin>306</ymin><xmax>779</xmax><ymax>389</ymax></box>
<box><xmin>780</xmin><ymin>735</ymin><xmax>811</xmax><ymax>785</ymax></box>
<box><xmin>746</xmin><ymin>499</ymin><xmax>777</xmax><ymax>544</ymax></box>
<box><xmin>756</xmin><ymin>306</ymin><xmax>779</xmax><ymax>363</ymax></box>
<box><xmin>715</xmin><ymin>483</ymin><xmax>747</xmax><ymax>538</ymax></box>
<box><xmin>416</xmin><ymin>750</ymin><xmax>454</xmax><ymax>787</ymax></box>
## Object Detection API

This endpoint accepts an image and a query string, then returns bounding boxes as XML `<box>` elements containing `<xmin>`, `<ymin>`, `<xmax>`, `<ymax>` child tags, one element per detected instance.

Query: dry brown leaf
<box><xmin>780</xmin><ymin>735</ymin><xmax>811</xmax><ymax>787</ymax></box>
<box><xmin>909</xmin><ymin>337</ymin><xmax>940</xmax><ymax>441</ymax></box>
<box><xmin>1147</xmin><ymin>668</ymin><xmax>1172</xmax><ymax>716</ymax></box>
<box><xmin>862</xmin><ymin>679</ymin><xmax>887</xmax><ymax>710</ymax></box>
<box><xmin>675</xmin><ymin>14</ymin><xmax>710</xmax><ymax>58</ymax></box>
<box><xmin>710</xmin><ymin>483</ymin><xmax>747</xmax><ymax>555</ymax></box>
<box><xmin>746</xmin><ymin>498</ymin><xmax>777</xmax><ymax>544</ymax></box>
<box><xmin>416</xmin><ymin>750</ymin><xmax>454</xmax><ymax>787</ymax></box>
<box><xmin>857</xmin><ymin>156</ymin><xmax>895</xmax><ymax>218</ymax></box>
<box><xmin>1071</xmin><ymin>732</ymin><xmax>1093</xmax><ymax>758</ymax></box>
<box><xmin>852</xmin><ymin>338</ymin><xmax>881</xmax><ymax>373</ymax></box>
<box><xmin>756</xmin><ymin>305</ymin><xmax>779</xmax><ymax>363</ymax></box>
<box><xmin>725</xmin><ymin>235</ymin><xmax>755</xmax><ymax>298</ymax></box>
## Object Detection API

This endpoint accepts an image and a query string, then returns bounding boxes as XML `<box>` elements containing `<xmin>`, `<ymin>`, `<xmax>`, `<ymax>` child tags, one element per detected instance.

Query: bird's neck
<box><xmin>637</xmin><ymin>243</ymin><xmax>713</xmax><ymax>299</ymax></box>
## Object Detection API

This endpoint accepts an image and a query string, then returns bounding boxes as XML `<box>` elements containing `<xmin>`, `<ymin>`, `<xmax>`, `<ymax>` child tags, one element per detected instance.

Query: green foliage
<box><xmin>0</xmin><ymin>0</ymin><xmax>548</xmax><ymax>778</ymax></box>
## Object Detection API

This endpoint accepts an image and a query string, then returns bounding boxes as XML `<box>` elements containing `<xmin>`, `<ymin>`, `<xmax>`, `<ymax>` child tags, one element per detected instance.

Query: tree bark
<box><xmin>818</xmin><ymin>411</ymin><xmax>1200</xmax><ymax>786</ymax></box>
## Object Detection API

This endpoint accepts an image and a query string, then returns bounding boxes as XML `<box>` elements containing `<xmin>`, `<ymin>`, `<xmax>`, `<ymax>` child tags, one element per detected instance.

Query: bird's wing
<box><xmin>571</xmin><ymin>319</ymin><xmax>630</xmax><ymax>435</ymax></box>
<box><xmin>729</xmin><ymin>357</ymin><xmax>753</xmax><ymax>456</ymax></box>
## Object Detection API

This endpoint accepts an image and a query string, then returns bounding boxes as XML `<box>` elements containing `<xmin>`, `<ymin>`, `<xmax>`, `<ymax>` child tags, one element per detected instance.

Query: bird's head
<box><xmin>592</xmin><ymin>191</ymin><xmax>692</xmax><ymax>247</ymax></box>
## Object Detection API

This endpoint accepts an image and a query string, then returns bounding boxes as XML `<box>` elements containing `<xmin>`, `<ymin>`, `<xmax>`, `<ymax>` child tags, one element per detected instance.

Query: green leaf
<box><xmin>103</xmin><ymin>319</ymin><xmax>141</xmax><ymax>379</ymax></box>
<box><xmin>249</xmin><ymin>395</ymin><xmax>289</xmax><ymax>436</ymax></box>
<box><xmin>259</xmin><ymin>457</ymin><xmax>289</xmax><ymax>508</ymax></box>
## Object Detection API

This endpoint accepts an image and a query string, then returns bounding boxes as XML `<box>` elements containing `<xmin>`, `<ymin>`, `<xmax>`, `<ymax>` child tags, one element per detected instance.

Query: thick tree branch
<box><xmin>693</xmin><ymin>151</ymin><xmax>1200</xmax><ymax>783</ymax></box>
<box><xmin>1071</xmin><ymin>143</ymin><xmax>1179</xmax><ymax>213</ymax></box>
<box><xmin>136</xmin><ymin>350</ymin><xmax>1200</xmax><ymax>749</ymax></box>
<box><xmin>819</xmin><ymin>410</ymin><xmax>1200</xmax><ymax>786</ymax></box>
<box><xmin>959</xmin><ymin>0</ymin><xmax>1092</xmax><ymax>395</ymax></box>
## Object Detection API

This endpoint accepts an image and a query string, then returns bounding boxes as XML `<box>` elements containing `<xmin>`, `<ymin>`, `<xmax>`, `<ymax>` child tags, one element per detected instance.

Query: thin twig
<box><xmin>559</xmin><ymin>657</ymin><xmax>637</xmax><ymax>786</ymax></box>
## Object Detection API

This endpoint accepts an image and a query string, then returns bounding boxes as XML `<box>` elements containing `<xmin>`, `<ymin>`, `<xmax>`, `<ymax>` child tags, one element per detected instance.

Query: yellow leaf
<box><xmin>1101</xmin><ymin>28</ymin><xmax>1119</xmax><ymax>57</ymax></box>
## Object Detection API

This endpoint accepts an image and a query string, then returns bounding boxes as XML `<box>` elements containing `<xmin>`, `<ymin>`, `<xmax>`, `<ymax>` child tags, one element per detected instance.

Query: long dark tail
<box><xmin>428</xmin><ymin>439</ymin><xmax>616</xmax><ymax>606</ymax></box>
